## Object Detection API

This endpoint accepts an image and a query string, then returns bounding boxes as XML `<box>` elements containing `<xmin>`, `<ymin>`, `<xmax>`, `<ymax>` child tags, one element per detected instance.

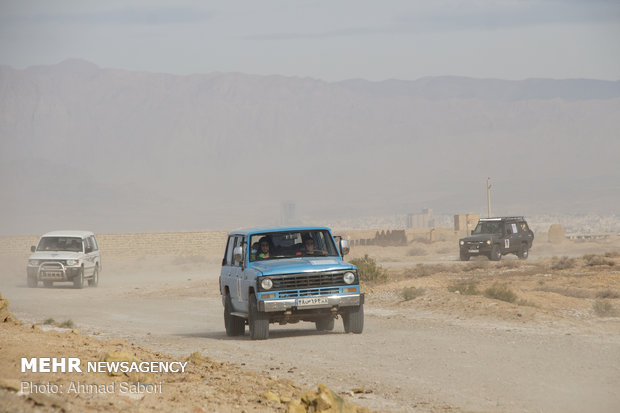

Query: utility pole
<box><xmin>487</xmin><ymin>177</ymin><xmax>492</xmax><ymax>218</ymax></box>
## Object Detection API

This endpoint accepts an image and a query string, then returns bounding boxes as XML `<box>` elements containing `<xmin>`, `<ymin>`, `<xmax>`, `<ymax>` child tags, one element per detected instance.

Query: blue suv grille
<box><xmin>278</xmin><ymin>287</ymin><xmax>340</xmax><ymax>298</ymax></box>
<box><xmin>268</xmin><ymin>271</ymin><xmax>352</xmax><ymax>291</ymax></box>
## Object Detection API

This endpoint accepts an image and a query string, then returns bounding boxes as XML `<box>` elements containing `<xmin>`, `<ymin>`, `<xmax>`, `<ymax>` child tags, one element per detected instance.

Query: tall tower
<box><xmin>280</xmin><ymin>201</ymin><xmax>296</xmax><ymax>225</ymax></box>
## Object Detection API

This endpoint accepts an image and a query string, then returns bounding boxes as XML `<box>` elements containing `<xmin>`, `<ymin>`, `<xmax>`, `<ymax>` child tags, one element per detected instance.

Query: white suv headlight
<box><xmin>66</xmin><ymin>259</ymin><xmax>79</xmax><ymax>266</ymax></box>
<box><xmin>28</xmin><ymin>260</ymin><xmax>38</xmax><ymax>266</ymax></box>
<box><xmin>343</xmin><ymin>272</ymin><xmax>355</xmax><ymax>284</ymax></box>
<box><xmin>459</xmin><ymin>240</ymin><xmax>464</xmax><ymax>246</ymax></box>
<box><xmin>261</xmin><ymin>278</ymin><xmax>273</xmax><ymax>290</ymax></box>
<box><xmin>486</xmin><ymin>240</ymin><xmax>491</xmax><ymax>245</ymax></box>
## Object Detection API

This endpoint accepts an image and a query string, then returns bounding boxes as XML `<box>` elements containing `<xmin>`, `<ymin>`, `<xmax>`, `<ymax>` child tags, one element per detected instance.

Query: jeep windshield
<box><xmin>249</xmin><ymin>230</ymin><xmax>338</xmax><ymax>262</ymax></box>
<box><xmin>472</xmin><ymin>222</ymin><xmax>502</xmax><ymax>235</ymax></box>
<box><xmin>36</xmin><ymin>237</ymin><xmax>83</xmax><ymax>252</ymax></box>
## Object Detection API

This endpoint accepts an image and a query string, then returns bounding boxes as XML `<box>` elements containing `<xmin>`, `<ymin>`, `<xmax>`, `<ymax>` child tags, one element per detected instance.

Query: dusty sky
<box><xmin>1</xmin><ymin>0</ymin><xmax>619</xmax><ymax>81</ymax></box>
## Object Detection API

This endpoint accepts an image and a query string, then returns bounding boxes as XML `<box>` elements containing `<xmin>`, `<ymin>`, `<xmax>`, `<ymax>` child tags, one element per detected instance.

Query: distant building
<box><xmin>407</xmin><ymin>208</ymin><xmax>434</xmax><ymax>228</ymax></box>
<box><xmin>454</xmin><ymin>214</ymin><xmax>480</xmax><ymax>232</ymax></box>
<box><xmin>280</xmin><ymin>201</ymin><xmax>296</xmax><ymax>225</ymax></box>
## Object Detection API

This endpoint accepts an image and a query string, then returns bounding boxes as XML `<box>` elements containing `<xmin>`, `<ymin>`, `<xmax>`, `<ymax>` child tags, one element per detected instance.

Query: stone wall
<box><xmin>0</xmin><ymin>227</ymin><xmax>463</xmax><ymax>261</ymax></box>
<box><xmin>0</xmin><ymin>231</ymin><xmax>228</xmax><ymax>260</ymax></box>
<box><xmin>337</xmin><ymin>227</ymin><xmax>458</xmax><ymax>246</ymax></box>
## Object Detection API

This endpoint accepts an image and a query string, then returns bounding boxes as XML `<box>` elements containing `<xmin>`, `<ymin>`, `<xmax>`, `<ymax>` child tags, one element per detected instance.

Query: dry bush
<box><xmin>593</xmin><ymin>300</ymin><xmax>618</xmax><ymax>317</ymax></box>
<box><xmin>435</xmin><ymin>232</ymin><xmax>456</xmax><ymax>242</ymax></box>
<box><xmin>436</xmin><ymin>246</ymin><xmax>453</xmax><ymax>254</ymax></box>
<box><xmin>537</xmin><ymin>286</ymin><xmax>593</xmax><ymax>299</ymax></box>
<box><xmin>447</xmin><ymin>280</ymin><xmax>480</xmax><ymax>295</ymax></box>
<box><xmin>401</xmin><ymin>287</ymin><xmax>425</xmax><ymax>301</ymax></box>
<box><xmin>497</xmin><ymin>260</ymin><xmax>521</xmax><ymax>269</ymax></box>
<box><xmin>604</xmin><ymin>251</ymin><xmax>620</xmax><ymax>258</ymax></box>
<box><xmin>517</xmin><ymin>299</ymin><xmax>539</xmax><ymax>307</ymax></box>
<box><xmin>42</xmin><ymin>318</ymin><xmax>75</xmax><ymax>328</ymax></box>
<box><xmin>405</xmin><ymin>264</ymin><xmax>447</xmax><ymax>278</ymax></box>
<box><xmin>59</xmin><ymin>319</ymin><xmax>75</xmax><ymax>328</ymax></box>
<box><xmin>350</xmin><ymin>254</ymin><xmax>387</xmax><ymax>283</ymax></box>
<box><xmin>463</xmin><ymin>261</ymin><xmax>489</xmax><ymax>272</ymax></box>
<box><xmin>483</xmin><ymin>284</ymin><xmax>517</xmax><ymax>303</ymax></box>
<box><xmin>583</xmin><ymin>254</ymin><xmax>615</xmax><ymax>267</ymax></box>
<box><xmin>551</xmin><ymin>256</ymin><xmax>576</xmax><ymax>270</ymax></box>
<box><xmin>407</xmin><ymin>246</ymin><xmax>427</xmax><ymax>257</ymax></box>
<box><xmin>596</xmin><ymin>289</ymin><xmax>620</xmax><ymax>299</ymax></box>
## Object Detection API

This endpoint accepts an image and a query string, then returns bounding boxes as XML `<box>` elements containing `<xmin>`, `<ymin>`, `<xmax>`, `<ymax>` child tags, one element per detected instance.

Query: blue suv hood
<box><xmin>252</xmin><ymin>258</ymin><xmax>355</xmax><ymax>276</ymax></box>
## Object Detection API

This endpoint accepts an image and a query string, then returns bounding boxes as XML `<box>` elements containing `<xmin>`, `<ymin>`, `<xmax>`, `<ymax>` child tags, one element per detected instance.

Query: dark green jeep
<box><xmin>459</xmin><ymin>217</ymin><xmax>534</xmax><ymax>261</ymax></box>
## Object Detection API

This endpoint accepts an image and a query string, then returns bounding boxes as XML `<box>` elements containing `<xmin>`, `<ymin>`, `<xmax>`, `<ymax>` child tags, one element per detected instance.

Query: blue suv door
<box><xmin>221</xmin><ymin>235</ymin><xmax>247</xmax><ymax>311</ymax></box>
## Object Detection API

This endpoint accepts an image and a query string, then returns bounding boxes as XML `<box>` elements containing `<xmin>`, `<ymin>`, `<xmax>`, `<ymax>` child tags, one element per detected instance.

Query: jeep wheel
<box><xmin>27</xmin><ymin>276</ymin><xmax>38</xmax><ymax>288</ymax></box>
<box><xmin>88</xmin><ymin>266</ymin><xmax>99</xmax><ymax>287</ymax></box>
<box><xmin>73</xmin><ymin>268</ymin><xmax>84</xmax><ymax>289</ymax></box>
<box><xmin>517</xmin><ymin>244</ymin><xmax>529</xmax><ymax>260</ymax></box>
<box><xmin>224</xmin><ymin>294</ymin><xmax>245</xmax><ymax>336</ymax></box>
<box><xmin>490</xmin><ymin>245</ymin><xmax>501</xmax><ymax>261</ymax></box>
<box><xmin>249</xmin><ymin>293</ymin><xmax>269</xmax><ymax>340</ymax></box>
<box><xmin>342</xmin><ymin>304</ymin><xmax>364</xmax><ymax>334</ymax></box>
<box><xmin>459</xmin><ymin>251</ymin><xmax>470</xmax><ymax>261</ymax></box>
<box><xmin>43</xmin><ymin>280</ymin><xmax>53</xmax><ymax>288</ymax></box>
<box><xmin>315</xmin><ymin>317</ymin><xmax>335</xmax><ymax>331</ymax></box>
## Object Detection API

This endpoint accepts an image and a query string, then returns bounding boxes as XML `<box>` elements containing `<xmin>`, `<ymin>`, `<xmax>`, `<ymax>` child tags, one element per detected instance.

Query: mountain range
<box><xmin>1</xmin><ymin>59</ymin><xmax>619</xmax><ymax>235</ymax></box>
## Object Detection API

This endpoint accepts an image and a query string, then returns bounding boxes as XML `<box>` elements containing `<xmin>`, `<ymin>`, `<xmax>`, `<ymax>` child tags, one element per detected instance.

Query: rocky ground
<box><xmin>0</xmin><ymin>297</ymin><xmax>369</xmax><ymax>413</ymax></box>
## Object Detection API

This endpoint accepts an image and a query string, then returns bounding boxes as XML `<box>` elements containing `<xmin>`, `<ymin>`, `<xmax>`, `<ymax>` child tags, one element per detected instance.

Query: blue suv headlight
<box><xmin>343</xmin><ymin>272</ymin><xmax>355</xmax><ymax>284</ymax></box>
<box><xmin>260</xmin><ymin>278</ymin><xmax>273</xmax><ymax>290</ymax></box>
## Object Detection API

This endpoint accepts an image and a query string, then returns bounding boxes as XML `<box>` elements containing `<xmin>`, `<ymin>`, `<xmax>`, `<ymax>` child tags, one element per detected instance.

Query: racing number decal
<box><xmin>505</xmin><ymin>239</ymin><xmax>510</xmax><ymax>248</ymax></box>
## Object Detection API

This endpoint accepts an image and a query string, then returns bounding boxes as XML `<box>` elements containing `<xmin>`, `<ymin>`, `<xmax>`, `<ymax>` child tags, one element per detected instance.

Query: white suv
<box><xmin>27</xmin><ymin>230</ymin><xmax>101</xmax><ymax>289</ymax></box>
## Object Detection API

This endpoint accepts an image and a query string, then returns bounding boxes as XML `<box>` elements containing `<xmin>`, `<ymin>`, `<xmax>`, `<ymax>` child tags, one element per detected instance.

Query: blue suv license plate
<box><xmin>296</xmin><ymin>297</ymin><xmax>329</xmax><ymax>307</ymax></box>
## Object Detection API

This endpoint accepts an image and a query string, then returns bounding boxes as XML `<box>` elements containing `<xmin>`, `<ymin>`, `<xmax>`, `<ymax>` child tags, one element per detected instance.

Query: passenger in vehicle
<box><xmin>257</xmin><ymin>237</ymin><xmax>271</xmax><ymax>260</ymax></box>
<box><xmin>250</xmin><ymin>242</ymin><xmax>259</xmax><ymax>261</ymax></box>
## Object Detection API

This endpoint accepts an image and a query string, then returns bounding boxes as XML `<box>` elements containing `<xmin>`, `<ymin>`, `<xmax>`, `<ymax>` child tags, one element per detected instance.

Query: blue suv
<box><xmin>219</xmin><ymin>226</ymin><xmax>364</xmax><ymax>340</ymax></box>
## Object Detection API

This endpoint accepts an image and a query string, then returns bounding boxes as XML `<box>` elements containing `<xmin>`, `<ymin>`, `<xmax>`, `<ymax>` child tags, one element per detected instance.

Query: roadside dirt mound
<box><xmin>0</xmin><ymin>293</ymin><xmax>19</xmax><ymax>324</ymax></box>
<box><xmin>0</xmin><ymin>305</ymin><xmax>370</xmax><ymax>413</ymax></box>
<box><xmin>548</xmin><ymin>224</ymin><xmax>566</xmax><ymax>243</ymax></box>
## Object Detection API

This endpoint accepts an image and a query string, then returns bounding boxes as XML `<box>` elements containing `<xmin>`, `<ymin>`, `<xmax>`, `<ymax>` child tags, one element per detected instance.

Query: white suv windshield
<box><xmin>249</xmin><ymin>230</ymin><xmax>338</xmax><ymax>262</ymax></box>
<box><xmin>37</xmin><ymin>237</ymin><xmax>83</xmax><ymax>252</ymax></box>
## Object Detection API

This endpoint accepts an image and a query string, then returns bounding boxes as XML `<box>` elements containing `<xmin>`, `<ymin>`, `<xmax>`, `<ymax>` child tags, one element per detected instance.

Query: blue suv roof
<box><xmin>229</xmin><ymin>226</ymin><xmax>332</xmax><ymax>236</ymax></box>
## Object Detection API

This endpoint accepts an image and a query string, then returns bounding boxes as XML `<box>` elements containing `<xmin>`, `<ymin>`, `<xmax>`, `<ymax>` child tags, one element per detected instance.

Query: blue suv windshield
<box><xmin>249</xmin><ymin>230</ymin><xmax>338</xmax><ymax>262</ymax></box>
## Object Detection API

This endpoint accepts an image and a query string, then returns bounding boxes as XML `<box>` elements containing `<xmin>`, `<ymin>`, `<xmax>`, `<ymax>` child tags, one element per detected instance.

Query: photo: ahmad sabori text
<box><xmin>21</xmin><ymin>381</ymin><xmax>163</xmax><ymax>395</ymax></box>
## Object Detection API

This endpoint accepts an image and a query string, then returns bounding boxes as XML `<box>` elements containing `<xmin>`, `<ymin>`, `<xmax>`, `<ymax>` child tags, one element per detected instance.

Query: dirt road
<box><xmin>2</xmin><ymin>252</ymin><xmax>619</xmax><ymax>413</ymax></box>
